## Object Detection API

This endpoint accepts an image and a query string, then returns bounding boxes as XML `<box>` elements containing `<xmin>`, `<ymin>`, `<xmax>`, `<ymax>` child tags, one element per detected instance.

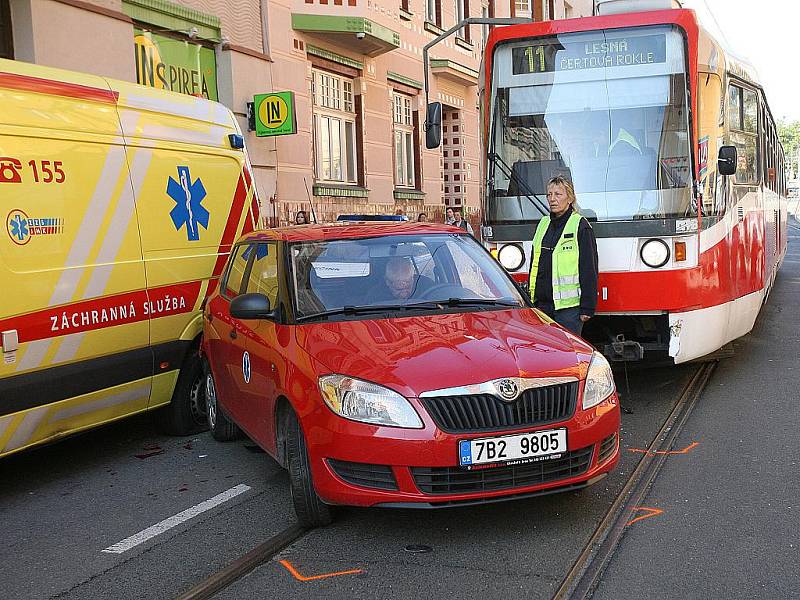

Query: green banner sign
<box><xmin>134</xmin><ymin>29</ymin><xmax>218</xmax><ymax>101</ymax></box>
<box><xmin>254</xmin><ymin>92</ymin><xmax>297</xmax><ymax>137</ymax></box>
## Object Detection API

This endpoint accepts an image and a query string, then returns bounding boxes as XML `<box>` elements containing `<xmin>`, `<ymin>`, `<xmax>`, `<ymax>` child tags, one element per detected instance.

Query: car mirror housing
<box><xmin>230</xmin><ymin>293</ymin><xmax>274</xmax><ymax>320</ymax></box>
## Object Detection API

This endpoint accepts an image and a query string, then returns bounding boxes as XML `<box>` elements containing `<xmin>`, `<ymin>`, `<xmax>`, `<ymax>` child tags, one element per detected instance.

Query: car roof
<box><xmin>238</xmin><ymin>221</ymin><xmax>467</xmax><ymax>243</ymax></box>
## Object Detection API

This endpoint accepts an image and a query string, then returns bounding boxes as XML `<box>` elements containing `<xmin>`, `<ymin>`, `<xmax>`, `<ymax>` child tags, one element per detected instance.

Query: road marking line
<box><xmin>626</xmin><ymin>506</ymin><xmax>663</xmax><ymax>527</ymax></box>
<box><xmin>628</xmin><ymin>441</ymin><xmax>699</xmax><ymax>455</ymax></box>
<box><xmin>101</xmin><ymin>484</ymin><xmax>251</xmax><ymax>554</ymax></box>
<box><xmin>278</xmin><ymin>560</ymin><xmax>364</xmax><ymax>582</ymax></box>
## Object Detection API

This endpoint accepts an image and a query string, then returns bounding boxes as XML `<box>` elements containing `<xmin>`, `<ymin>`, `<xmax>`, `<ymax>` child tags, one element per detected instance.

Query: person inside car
<box><xmin>369</xmin><ymin>256</ymin><xmax>431</xmax><ymax>302</ymax></box>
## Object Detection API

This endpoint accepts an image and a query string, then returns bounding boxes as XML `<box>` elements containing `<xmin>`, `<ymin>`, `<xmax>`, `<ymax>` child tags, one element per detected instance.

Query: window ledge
<box><xmin>424</xmin><ymin>21</ymin><xmax>444</xmax><ymax>36</ymax></box>
<box><xmin>400</xmin><ymin>8</ymin><xmax>413</xmax><ymax>20</ymax></box>
<box><xmin>393</xmin><ymin>189</ymin><xmax>425</xmax><ymax>200</ymax></box>
<box><xmin>313</xmin><ymin>183</ymin><xmax>369</xmax><ymax>198</ymax></box>
<box><xmin>455</xmin><ymin>37</ymin><xmax>473</xmax><ymax>51</ymax></box>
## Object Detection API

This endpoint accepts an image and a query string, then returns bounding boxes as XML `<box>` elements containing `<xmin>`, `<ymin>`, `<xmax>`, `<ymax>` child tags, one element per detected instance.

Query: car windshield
<box><xmin>290</xmin><ymin>233</ymin><xmax>526</xmax><ymax>320</ymax></box>
<box><xmin>488</xmin><ymin>25</ymin><xmax>692</xmax><ymax>223</ymax></box>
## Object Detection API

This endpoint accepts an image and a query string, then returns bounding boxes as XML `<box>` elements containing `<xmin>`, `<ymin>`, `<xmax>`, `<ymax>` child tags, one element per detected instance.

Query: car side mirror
<box><xmin>230</xmin><ymin>293</ymin><xmax>274</xmax><ymax>320</ymax></box>
<box><xmin>425</xmin><ymin>102</ymin><xmax>442</xmax><ymax>149</ymax></box>
<box><xmin>718</xmin><ymin>145</ymin><xmax>737</xmax><ymax>176</ymax></box>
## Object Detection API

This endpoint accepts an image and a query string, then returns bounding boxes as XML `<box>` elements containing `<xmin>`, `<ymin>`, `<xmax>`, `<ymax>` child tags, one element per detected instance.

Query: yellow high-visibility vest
<box><xmin>529</xmin><ymin>212</ymin><xmax>582</xmax><ymax>310</ymax></box>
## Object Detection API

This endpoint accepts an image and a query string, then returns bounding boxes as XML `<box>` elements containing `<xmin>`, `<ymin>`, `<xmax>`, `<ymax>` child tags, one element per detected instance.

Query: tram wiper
<box><xmin>488</xmin><ymin>152</ymin><xmax>550</xmax><ymax>216</ymax></box>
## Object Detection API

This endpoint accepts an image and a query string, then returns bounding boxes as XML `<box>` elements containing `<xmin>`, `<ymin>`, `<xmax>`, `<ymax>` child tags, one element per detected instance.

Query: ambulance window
<box><xmin>223</xmin><ymin>244</ymin><xmax>251</xmax><ymax>299</ymax></box>
<box><xmin>245</xmin><ymin>243</ymin><xmax>279</xmax><ymax>306</ymax></box>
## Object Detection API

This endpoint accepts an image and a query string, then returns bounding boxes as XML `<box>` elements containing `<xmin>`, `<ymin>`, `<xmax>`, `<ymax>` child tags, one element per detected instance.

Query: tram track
<box><xmin>174</xmin><ymin>362</ymin><xmax>716</xmax><ymax>600</ymax></box>
<box><xmin>553</xmin><ymin>361</ymin><xmax>717</xmax><ymax>600</ymax></box>
<box><xmin>175</xmin><ymin>525</ymin><xmax>307</xmax><ymax>600</ymax></box>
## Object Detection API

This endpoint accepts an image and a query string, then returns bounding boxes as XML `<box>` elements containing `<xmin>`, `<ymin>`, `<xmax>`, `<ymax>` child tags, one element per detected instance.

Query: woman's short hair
<box><xmin>547</xmin><ymin>175</ymin><xmax>576</xmax><ymax>204</ymax></box>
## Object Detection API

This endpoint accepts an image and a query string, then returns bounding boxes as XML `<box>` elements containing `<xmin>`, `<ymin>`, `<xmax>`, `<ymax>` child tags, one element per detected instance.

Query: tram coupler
<box><xmin>604</xmin><ymin>335</ymin><xmax>644</xmax><ymax>362</ymax></box>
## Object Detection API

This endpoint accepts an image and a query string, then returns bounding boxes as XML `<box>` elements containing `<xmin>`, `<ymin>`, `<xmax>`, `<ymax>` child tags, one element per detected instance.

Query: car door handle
<box><xmin>229</xmin><ymin>329</ymin><xmax>237</xmax><ymax>340</ymax></box>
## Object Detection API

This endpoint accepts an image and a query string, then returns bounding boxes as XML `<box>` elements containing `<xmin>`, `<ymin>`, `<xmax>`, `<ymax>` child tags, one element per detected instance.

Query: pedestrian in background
<box><xmin>295</xmin><ymin>210</ymin><xmax>309</xmax><ymax>225</ymax></box>
<box><xmin>528</xmin><ymin>175</ymin><xmax>598</xmax><ymax>336</ymax></box>
<box><xmin>452</xmin><ymin>209</ymin><xmax>474</xmax><ymax>236</ymax></box>
<box><xmin>445</xmin><ymin>207</ymin><xmax>455</xmax><ymax>225</ymax></box>
<box><xmin>417</xmin><ymin>212</ymin><xmax>428</xmax><ymax>222</ymax></box>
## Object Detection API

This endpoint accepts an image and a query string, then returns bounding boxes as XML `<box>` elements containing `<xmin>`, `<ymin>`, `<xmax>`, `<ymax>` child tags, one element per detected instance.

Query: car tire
<box><xmin>156</xmin><ymin>349</ymin><xmax>208</xmax><ymax>436</ymax></box>
<box><xmin>205</xmin><ymin>360</ymin><xmax>241</xmax><ymax>442</ymax></box>
<box><xmin>286</xmin><ymin>409</ymin><xmax>333</xmax><ymax>528</ymax></box>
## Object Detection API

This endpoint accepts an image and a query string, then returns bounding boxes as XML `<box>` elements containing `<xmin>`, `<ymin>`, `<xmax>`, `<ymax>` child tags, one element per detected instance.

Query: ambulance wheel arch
<box><xmin>155</xmin><ymin>335</ymin><xmax>207</xmax><ymax>435</ymax></box>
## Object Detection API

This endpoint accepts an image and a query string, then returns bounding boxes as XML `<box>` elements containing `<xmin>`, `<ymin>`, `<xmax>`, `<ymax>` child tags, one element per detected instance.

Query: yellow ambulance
<box><xmin>0</xmin><ymin>58</ymin><xmax>261</xmax><ymax>457</ymax></box>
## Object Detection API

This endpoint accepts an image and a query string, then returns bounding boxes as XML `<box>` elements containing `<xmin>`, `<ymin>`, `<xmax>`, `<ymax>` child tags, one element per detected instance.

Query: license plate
<box><xmin>459</xmin><ymin>428</ymin><xmax>567</xmax><ymax>467</ymax></box>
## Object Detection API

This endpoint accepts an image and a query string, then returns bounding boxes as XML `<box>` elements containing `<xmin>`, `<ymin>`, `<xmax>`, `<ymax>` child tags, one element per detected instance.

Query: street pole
<box><xmin>422</xmin><ymin>17</ymin><xmax>528</xmax><ymax>113</ymax></box>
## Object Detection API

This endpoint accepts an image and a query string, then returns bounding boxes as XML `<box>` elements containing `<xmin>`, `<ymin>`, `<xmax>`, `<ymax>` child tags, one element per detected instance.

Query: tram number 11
<box><xmin>524</xmin><ymin>46</ymin><xmax>547</xmax><ymax>73</ymax></box>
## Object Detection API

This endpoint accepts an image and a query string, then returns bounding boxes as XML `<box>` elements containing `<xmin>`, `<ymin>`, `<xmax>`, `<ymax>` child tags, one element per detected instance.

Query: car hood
<box><xmin>297</xmin><ymin>309</ymin><xmax>592</xmax><ymax>398</ymax></box>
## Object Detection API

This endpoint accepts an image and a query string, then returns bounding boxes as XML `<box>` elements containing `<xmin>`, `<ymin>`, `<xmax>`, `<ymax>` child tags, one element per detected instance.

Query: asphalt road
<box><xmin>593</xmin><ymin>224</ymin><xmax>800</xmax><ymax>600</ymax></box>
<box><xmin>1</xmin><ymin>363</ymin><xmax>694</xmax><ymax>600</ymax></box>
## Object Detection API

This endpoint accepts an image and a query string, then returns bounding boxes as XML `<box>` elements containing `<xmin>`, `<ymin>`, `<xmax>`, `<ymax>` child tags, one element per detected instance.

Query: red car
<box><xmin>202</xmin><ymin>222</ymin><xmax>620</xmax><ymax>526</ymax></box>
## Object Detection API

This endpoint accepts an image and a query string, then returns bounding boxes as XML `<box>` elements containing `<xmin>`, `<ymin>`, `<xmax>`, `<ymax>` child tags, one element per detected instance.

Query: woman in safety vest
<box><xmin>528</xmin><ymin>176</ymin><xmax>598</xmax><ymax>336</ymax></box>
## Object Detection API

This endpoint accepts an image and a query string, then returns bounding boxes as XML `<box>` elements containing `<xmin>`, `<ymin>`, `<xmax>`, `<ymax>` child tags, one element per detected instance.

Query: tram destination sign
<box><xmin>512</xmin><ymin>34</ymin><xmax>667</xmax><ymax>75</ymax></box>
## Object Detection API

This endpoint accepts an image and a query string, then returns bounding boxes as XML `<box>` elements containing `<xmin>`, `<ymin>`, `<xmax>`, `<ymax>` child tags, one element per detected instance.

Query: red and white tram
<box><xmin>478</xmin><ymin>1</ymin><xmax>788</xmax><ymax>363</ymax></box>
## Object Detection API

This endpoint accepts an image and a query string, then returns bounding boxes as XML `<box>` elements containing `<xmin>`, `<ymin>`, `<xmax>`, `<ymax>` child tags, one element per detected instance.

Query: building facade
<box><xmin>1</xmin><ymin>0</ymin><xmax>591</xmax><ymax>227</ymax></box>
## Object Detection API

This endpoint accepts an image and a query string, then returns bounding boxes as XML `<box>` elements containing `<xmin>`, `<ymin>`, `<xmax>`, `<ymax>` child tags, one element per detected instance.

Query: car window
<box><xmin>290</xmin><ymin>233</ymin><xmax>524</xmax><ymax>320</ymax></box>
<box><xmin>245</xmin><ymin>243</ymin><xmax>279</xmax><ymax>305</ymax></box>
<box><xmin>223</xmin><ymin>244</ymin><xmax>251</xmax><ymax>299</ymax></box>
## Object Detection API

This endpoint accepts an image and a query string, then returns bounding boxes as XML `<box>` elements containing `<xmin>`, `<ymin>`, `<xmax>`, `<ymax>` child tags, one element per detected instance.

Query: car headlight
<box><xmin>582</xmin><ymin>352</ymin><xmax>616</xmax><ymax>410</ymax></box>
<box><xmin>640</xmin><ymin>238</ymin><xmax>670</xmax><ymax>268</ymax></box>
<box><xmin>318</xmin><ymin>375</ymin><xmax>423</xmax><ymax>428</ymax></box>
<box><xmin>497</xmin><ymin>243</ymin><xmax>526</xmax><ymax>271</ymax></box>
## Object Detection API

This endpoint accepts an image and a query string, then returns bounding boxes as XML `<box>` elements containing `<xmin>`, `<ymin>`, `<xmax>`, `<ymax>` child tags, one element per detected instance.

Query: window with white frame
<box><xmin>312</xmin><ymin>69</ymin><xmax>358</xmax><ymax>184</ymax></box>
<box><xmin>455</xmin><ymin>0</ymin><xmax>470</xmax><ymax>40</ymax></box>
<box><xmin>515</xmin><ymin>0</ymin><xmax>531</xmax><ymax>17</ymax></box>
<box><xmin>427</xmin><ymin>0</ymin><xmax>439</xmax><ymax>24</ymax></box>
<box><xmin>393</xmin><ymin>93</ymin><xmax>415</xmax><ymax>188</ymax></box>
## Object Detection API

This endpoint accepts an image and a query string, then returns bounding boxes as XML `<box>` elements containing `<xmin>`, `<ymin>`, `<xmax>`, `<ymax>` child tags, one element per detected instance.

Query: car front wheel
<box><xmin>205</xmin><ymin>362</ymin><xmax>241</xmax><ymax>442</ymax></box>
<box><xmin>286</xmin><ymin>409</ymin><xmax>333</xmax><ymax>528</ymax></box>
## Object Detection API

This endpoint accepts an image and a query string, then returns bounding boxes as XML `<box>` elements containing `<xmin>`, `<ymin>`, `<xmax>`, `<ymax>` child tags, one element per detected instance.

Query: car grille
<box><xmin>327</xmin><ymin>459</ymin><xmax>398</xmax><ymax>491</ymax></box>
<box><xmin>420</xmin><ymin>381</ymin><xmax>579</xmax><ymax>433</ymax></box>
<box><xmin>411</xmin><ymin>445</ymin><xmax>593</xmax><ymax>495</ymax></box>
<box><xmin>598</xmin><ymin>433</ymin><xmax>617</xmax><ymax>464</ymax></box>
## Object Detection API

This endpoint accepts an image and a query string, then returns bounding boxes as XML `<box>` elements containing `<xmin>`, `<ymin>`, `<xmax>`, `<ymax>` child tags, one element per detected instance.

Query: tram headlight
<box><xmin>640</xmin><ymin>238</ymin><xmax>670</xmax><ymax>268</ymax></box>
<box><xmin>497</xmin><ymin>243</ymin><xmax>526</xmax><ymax>271</ymax></box>
<box><xmin>583</xmin><ymin>352</ymin><xmax>615</xmax><ymax>410</ymax></box>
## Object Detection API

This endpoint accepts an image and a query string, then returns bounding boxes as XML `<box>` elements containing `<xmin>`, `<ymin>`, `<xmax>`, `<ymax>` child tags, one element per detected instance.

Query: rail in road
<box><xmin>175</xmin><ymin>362</ymin><xmax>716</xmax><ymax>600</ymax></box>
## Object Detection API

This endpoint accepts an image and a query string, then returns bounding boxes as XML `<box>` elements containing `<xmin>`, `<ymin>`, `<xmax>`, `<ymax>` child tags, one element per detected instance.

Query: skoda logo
<box><xmin>496</xmin><ymin>378</ymin><xmax>519</xmax><ymax>401</ymax></box>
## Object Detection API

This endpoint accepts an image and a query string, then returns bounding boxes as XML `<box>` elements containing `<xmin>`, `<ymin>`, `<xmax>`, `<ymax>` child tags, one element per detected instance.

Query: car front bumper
<box><xmin>305</xmin><ymin>394</ymin><xmax>620</xmax><ymax>508</ymax></box>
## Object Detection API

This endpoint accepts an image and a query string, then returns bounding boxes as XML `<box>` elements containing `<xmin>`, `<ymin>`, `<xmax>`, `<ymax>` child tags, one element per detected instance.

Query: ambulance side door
<box><xmin>115</xmin><ymin>92</ymin><xmax>252</xmax><ymax>408</ymax></box>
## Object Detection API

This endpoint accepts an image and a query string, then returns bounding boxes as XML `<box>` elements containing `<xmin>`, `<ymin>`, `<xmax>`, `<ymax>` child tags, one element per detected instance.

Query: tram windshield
<box><xmin>487</xmin><ymin>26</ymin><xmax>692</xmax><ymax>224</ymax></box>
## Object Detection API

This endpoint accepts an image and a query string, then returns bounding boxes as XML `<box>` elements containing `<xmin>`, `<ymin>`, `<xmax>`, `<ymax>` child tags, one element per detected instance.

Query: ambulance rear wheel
<box><xmin>157</xmin><ymin>351</ymin><xmax>208</xmax><ymax>435</ymax></box>
<box><xmin>206</xmin><ymin>366</ymin><xmax>241</xmax><ymax>442</ymax></box>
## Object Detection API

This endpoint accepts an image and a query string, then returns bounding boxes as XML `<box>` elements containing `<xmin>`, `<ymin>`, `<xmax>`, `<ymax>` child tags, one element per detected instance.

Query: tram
<box><xmin>473</xmin><ymin>1</ymin><xmax>788</xmax><ymax>363</ymax></box>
